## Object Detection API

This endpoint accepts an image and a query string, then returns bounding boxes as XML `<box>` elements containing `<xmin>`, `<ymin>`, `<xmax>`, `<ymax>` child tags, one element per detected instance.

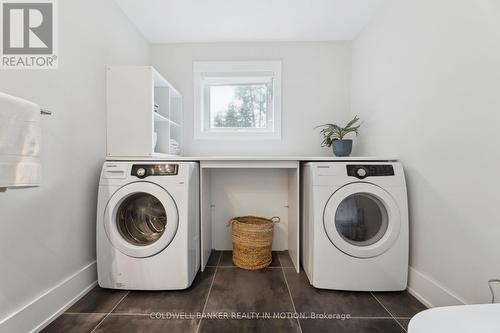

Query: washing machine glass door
<box><xmin>104</xmin><ymin>182</ymin><xmax>179</xmax><ymax>258</ymax></box>
<box><xmin>323</xmin><ymin>182</ymin><xmax>401</xmax><ymax>258</ymax></box>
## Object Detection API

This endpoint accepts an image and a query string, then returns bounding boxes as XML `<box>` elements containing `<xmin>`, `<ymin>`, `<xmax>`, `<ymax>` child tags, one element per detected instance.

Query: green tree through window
<box><xmin>212</xmin><ymin>83</ymin><xmax>271</xmax><ymax>128</ymax></box>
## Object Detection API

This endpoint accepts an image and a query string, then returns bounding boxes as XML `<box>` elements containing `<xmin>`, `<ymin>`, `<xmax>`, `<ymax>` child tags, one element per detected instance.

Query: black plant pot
<box><xmin>332</xmin><ymin>139</ymin><xmax>353</xmax><ymax>157</ymax></box>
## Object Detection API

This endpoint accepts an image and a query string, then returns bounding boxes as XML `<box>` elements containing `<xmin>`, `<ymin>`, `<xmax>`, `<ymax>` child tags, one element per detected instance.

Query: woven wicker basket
<box><xmin>227</xmin><ymin>216</ymin><xmax>280</xmax><ymax>270</ymax></box>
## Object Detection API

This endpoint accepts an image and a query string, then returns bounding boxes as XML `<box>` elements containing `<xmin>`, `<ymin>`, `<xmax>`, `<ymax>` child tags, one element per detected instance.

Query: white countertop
<box><xmin>106</xmin><ymin>155</ymin><xmax>397</xmax><ymax>162</ymax></box>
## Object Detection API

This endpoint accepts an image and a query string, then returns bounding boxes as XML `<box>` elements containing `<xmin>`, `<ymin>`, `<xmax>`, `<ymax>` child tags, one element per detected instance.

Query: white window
<box><xmin>194</xmin><ymin>61</ymin><xmax>282</xmax><ymax>140</ymax></box>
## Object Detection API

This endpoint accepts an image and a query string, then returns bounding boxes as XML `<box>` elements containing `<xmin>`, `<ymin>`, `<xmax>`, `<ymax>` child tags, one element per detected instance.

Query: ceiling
<box><xmin>114</xmin><ymin>0</ymin><xmax>387</xmax><ymax>43</ymax></box>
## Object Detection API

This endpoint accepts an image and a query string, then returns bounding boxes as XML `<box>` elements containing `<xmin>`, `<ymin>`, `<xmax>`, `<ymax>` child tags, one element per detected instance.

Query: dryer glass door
<box><xmin>116</xmin><ymin>193</ymin><xmax>167</xmax><ymax>246</ymax></box>
<box><xmin>104</xmin><ymin>182</ymin><xmax>179</xmax><ymax>258</ymax></box>
<box><xmin>335</xmin><ymin>193</ymin><xmax>388</xmax><ymax>247</ymax></box>
<box><xmin>323</xmin><ymin>183</ymin><xmax>401</xmax><ymax>258</ymax></box>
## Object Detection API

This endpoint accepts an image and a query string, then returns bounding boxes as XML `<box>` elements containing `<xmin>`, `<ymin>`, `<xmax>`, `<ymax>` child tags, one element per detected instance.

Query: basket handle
<box><xmin>270</xmin><ymin>216</ymin><xmax>280</xmax><ymax>223</ymax></box>
<box><xmin>226</xmin><ymin>219</ymin><xmax>239</xmax><ymax>227</ymax></box>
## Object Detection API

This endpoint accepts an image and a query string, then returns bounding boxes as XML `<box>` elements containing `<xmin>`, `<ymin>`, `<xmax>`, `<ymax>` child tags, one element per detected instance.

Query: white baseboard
<box><xmin>408</xmin><ymin>266</ymin><xmax>466</xmax><ymax>308</ymax></box>
<box><xmin>0</xmin><ymin>261</ymin><xmax>97</xmax><ymax>333</ymax></box>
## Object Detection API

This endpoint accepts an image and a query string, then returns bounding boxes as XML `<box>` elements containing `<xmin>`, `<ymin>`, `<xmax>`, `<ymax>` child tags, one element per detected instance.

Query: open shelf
<box><xmin>154</xmin><ymin>112</ymin><xmax>181</xmax><ymax>127</ymax></box>
<box><xmin>200</xmin><ymin>163</ymin><xmax>300</xmax><ymax>272</ymax></box>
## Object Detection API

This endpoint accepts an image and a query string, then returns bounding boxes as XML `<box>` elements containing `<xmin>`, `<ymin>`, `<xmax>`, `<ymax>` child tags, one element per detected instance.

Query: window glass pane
<box><xmin>209</xmin><ymin>83</ymin><xmax>272</xmax><ymax>129</ymax></box>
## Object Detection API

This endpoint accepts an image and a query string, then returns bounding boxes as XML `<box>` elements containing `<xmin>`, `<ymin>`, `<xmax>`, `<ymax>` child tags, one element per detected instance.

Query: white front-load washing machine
<box><xmin>97</xmin><ymin>161</ymin><xmax>200</xmax><ymax>290</ymax></box>
<box><xmin>301</xmin><ymin>161</ymin><xmax>408</xmax><ymax>291</ymax></box>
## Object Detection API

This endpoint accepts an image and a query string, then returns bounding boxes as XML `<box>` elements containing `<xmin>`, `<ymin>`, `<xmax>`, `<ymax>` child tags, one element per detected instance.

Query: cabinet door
<box><xmin>107</xmin><ymin>67</ymin><xmax>153</xmax><ymax>157</ymax></box>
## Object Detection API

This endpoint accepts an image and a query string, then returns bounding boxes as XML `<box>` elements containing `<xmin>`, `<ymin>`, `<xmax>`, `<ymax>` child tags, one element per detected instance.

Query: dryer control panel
<box><xmin>347</xmin><ymin>165</ymin><xmax>394</xmax><ymax>179</ymax></box>
<box><xmin>131</xmin><ymin>164</ymin><xmax>179</xmax><ymax>179</ymax></box>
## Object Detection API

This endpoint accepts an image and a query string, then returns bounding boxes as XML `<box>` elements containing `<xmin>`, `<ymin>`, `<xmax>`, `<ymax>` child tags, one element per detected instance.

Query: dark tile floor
<box><xmin>42</xmin><ymin>251</ymin><xmax>426</xmax><ymax>333</ymax></box>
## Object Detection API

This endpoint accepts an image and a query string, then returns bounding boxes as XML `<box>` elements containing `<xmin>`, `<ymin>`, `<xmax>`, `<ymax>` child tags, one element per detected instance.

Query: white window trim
<box><xmin>193</xmin><ymin>61</ymin><xmax>282</xmax><ymax>140</ymax></box>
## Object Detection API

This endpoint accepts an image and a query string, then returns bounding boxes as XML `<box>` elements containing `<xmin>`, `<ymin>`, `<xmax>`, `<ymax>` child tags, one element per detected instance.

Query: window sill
<box><xmin>193</xmin><ymin>131</ymin><xmax>282</xmax><ymax>141</ymax></box>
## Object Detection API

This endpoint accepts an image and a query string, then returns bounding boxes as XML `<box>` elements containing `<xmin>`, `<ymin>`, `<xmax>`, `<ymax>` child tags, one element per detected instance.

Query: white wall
<box><xmin>0</xmin><ymin>0</ymin><xmax>149</xmax><ymax>331</ymax></box>
<box><xmin>351</xmin><ymin>0</ymin><xmax>500</xmax><ymax>306</ymax></box>
<box><xmin>151</xmin><ymin>42</ymin><xmax>352</xmax><ymax>156</ymax></box>
<box><xmin>210</xmin><ymin>169</ymin><xmax>290</xmax><ymax>251</ymax></box>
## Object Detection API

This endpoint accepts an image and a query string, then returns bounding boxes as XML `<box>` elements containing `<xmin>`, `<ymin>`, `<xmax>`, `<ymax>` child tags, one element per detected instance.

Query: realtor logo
<box><xmin>1</xmin><ymin>0</ymin><xmax>58</xmax><ymax>69</ymax></box>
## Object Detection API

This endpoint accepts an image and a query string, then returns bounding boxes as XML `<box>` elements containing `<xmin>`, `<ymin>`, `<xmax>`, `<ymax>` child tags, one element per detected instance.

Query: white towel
<box><xmin>0</xmin><ymin>92</ymin><xmax>41</xmax><ymax>188</ymax></box>
<box><xmin>169</xmin><ymin>139</ymin><xmax>180</xmax><ymax>155</ymax></box>
<box><xmin>169</xmin><ymin>139</ymin><xmax>180</xmax><ymax>148</ymax></box>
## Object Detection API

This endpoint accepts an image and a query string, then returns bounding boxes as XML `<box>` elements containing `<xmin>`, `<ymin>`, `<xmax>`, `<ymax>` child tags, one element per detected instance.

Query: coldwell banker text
<box><xmin>1</xmin><ymin>0</ymin><xmax>58</xmax><ymax>69</ymax></box>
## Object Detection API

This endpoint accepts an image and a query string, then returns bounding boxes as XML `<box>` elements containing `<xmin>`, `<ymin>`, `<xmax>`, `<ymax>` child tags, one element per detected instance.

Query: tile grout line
<box><xmin>90</xmin><ymin>291</ymin><xmax>130</xmax><ymax>333</ymax></box>
<box><xmin>279</xmin><ymin>254</ymin><xmax>303</xmax><ymax>333</ymax></box>
<box><xmin>370</xmin><ymin>293</ymin><xmax>407</xmax><ymax>333</ymax></box>
<box><xmin>195</xmin><ymin>251</ymin><xmax>221</xmax><ymax>333</ymax></box>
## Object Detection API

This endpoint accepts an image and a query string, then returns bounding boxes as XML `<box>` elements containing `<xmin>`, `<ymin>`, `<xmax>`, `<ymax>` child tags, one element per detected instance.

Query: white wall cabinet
<box><xmin>106</xmin><ymin>66</ymin><xmax>182</xmax><ymax>157</ymax></box>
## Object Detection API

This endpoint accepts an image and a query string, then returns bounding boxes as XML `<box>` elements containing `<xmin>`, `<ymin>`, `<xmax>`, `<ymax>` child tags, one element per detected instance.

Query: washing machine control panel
<box><xmin>347</xmin><ymin>165</ymin><xmax>394</xmax><ymax>179</ymax></box>
<box><xmin>131</xmin><ymin>164</ymin><xmax>179</xmax><ymax>178</ymax></box>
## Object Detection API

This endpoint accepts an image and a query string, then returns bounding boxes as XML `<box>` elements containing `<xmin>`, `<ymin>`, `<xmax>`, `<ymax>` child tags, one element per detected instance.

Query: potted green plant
<box><xmin>316</xmin><ymin>116</ymin><xmax>361</xmax><ymax>156</ymax></box>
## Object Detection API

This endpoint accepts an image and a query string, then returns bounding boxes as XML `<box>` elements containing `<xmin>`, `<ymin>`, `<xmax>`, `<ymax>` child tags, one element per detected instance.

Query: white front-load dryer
<box><xmin>301</xmin><ymin>161</ymin><xmax>409</xmax><ymax>291</ymax></box>
<box><xmin>97</xmin><ymin>161</ymin><xmax>200</xmax><ymax>290</ymax></box>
